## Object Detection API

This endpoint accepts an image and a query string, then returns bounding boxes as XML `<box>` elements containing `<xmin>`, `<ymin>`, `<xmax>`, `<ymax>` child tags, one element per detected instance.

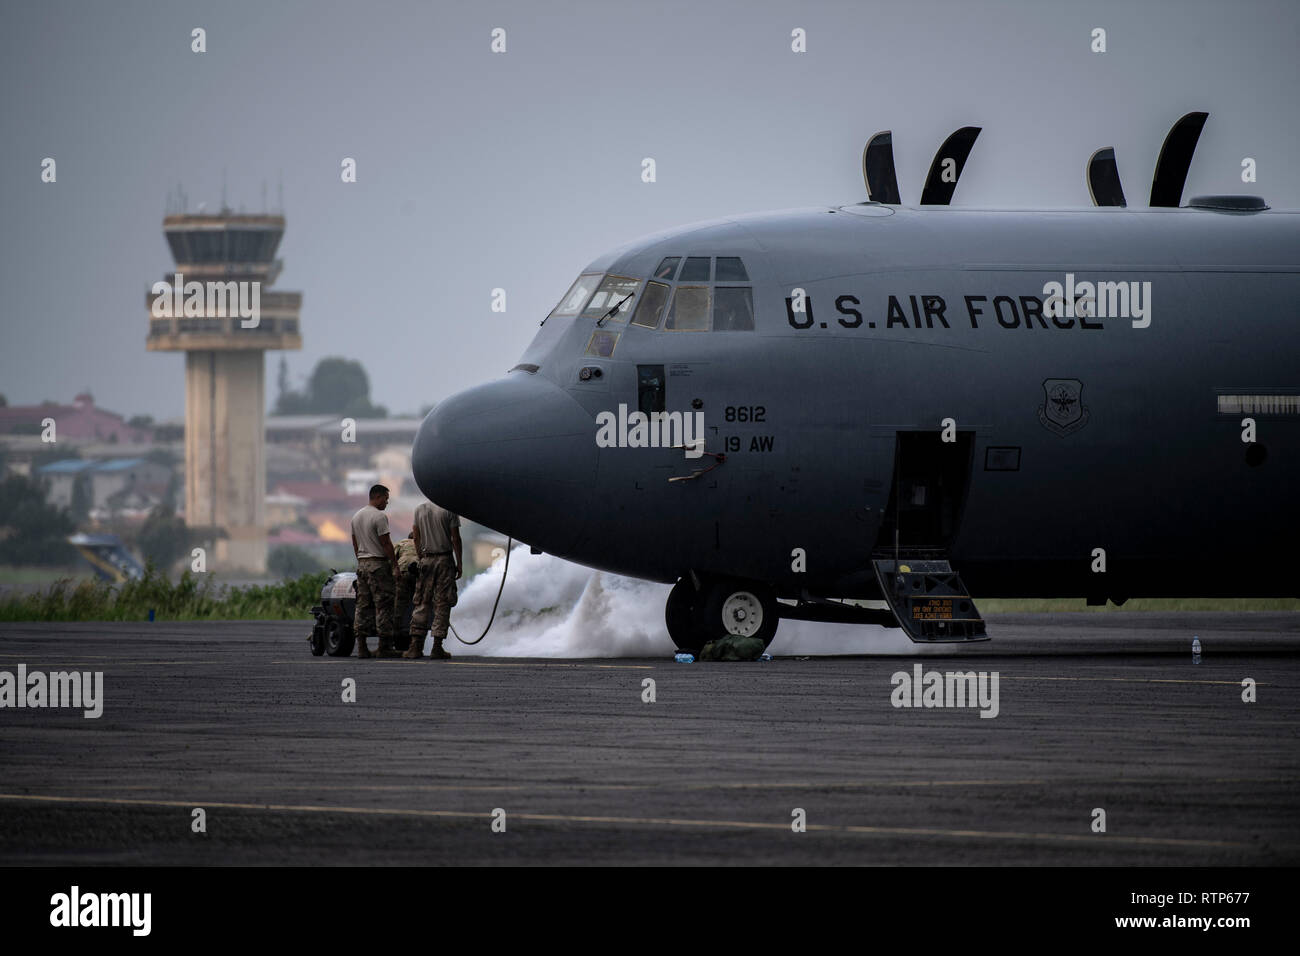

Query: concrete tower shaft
<box><xmin>146</xmin><ymin>211</ymin><xmax>302</xmax><ymax>573</ymax></box>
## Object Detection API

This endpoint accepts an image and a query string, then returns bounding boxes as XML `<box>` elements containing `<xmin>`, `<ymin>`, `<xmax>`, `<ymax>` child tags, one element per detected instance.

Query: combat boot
<box><xmin>375</xmin><ymin>636</ymin><xmax>401</xmax><ymax>659</ymax></box>
<box><xmin>402</xmin><ymin>634</ymin><xmax>424</xmax><ymax>659</ymax></box>
<box><xmin>356</xmin><ymin>636</ymin><xmax>373</xmax><ymax>659</ymax></box>
<box><xmin>430</xmin><ymin>638</ymin><xmax>452</xmax><ymax>660</ymax></box>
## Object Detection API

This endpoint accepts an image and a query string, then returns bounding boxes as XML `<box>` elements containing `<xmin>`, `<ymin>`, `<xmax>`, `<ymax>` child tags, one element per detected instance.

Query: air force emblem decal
<box><xmin>1038</xmin><ymin>379</ymin><xmax>1089</xmax><ymax>436</ymax></box>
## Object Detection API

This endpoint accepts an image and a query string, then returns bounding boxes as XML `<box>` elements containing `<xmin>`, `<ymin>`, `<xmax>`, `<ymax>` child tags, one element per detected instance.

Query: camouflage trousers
<box><xmin>410</xmin><ymin>554</ymin><xmax>457</xmax><ymax>640</ymax></box>
<box><xmin>394</xmin><ymin>562</ymin><xmax>417</xmax><ymax>636</ymax></box>
<box><xmin>354</xmin><ymin>557</ymin><xmax>396</xmax><ymax>640</ymax></box>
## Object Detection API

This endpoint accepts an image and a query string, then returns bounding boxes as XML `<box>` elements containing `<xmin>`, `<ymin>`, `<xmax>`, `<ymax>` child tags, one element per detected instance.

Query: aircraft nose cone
<box><xmin>412</xmin><ymin>374</ymin><xmax>596</xmax><ymax>553</ymax></box>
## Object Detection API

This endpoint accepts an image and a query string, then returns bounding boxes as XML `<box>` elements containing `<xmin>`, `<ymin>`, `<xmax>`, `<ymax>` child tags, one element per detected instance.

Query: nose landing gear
<box><xmin>665</xmin><ymin>574</ymin><xmax>779</xmax><ymax>654</ymax></box>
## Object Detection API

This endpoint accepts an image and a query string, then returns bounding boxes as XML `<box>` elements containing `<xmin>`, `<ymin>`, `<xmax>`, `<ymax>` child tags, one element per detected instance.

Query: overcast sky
<box><xmin>2</xmin><ymin>0</ymin><xmax>1296</xmax><ymax>420</ymax></box>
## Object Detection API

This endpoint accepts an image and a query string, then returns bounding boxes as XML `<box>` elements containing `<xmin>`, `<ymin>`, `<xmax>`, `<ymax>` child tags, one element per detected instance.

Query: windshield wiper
<box><xmin>597</xmin><ymin>294</ymin><xmax>633</xmax><ymax>327</ymax></box>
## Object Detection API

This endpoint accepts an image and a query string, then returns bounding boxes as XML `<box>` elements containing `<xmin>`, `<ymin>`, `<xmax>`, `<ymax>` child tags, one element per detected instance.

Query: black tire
<box><xmin>665</xmin><ymin>578</ymin><xmax>709</xmax><ymax>654</ymax></box>
<box><xmin>325</xmin><ymin>619</ymin><xmax>355</xmax><ymax>657</ymax></box>
<box><xmin>309</xmin><ymin>622</ymin><xmax>326</xmax><ymax>657</ymax></box>
<box><xmin>700</xmin><ymin>579</ymin><xmax>780</xmax><ymax>648</ymax></box>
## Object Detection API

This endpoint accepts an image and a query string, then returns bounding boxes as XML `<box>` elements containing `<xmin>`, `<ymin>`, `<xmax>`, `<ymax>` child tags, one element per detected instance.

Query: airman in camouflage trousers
<box><xmin>354</xmin><ymin>556</ymin><xmax>397</xmax><ymax>658</ymax></box>
<box><xmin>392</xmin><ymin>537</ymin><xmax>419</xmax><ymax>649</ymax></box>
<box><xmin>408</xmin><ymin>553</ymin><xmax>457</xmax><ymax>659</ymax></box>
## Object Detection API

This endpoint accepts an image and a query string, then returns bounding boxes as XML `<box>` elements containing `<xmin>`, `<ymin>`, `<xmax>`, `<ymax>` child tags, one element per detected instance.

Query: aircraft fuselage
<box><xmin>414</xmin><ymin>204</ymin><xmax>1300</xmax><ymax>602</ymax></box>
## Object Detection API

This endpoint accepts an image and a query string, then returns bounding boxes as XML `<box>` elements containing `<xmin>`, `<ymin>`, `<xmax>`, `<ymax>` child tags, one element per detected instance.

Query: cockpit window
<box><xmin>550</xmin><ymin>273</ymin><xmax>602</xmax><ymax>317</ymax></box>
<box><xmin>713</xmin><ymin>287</ymin><xmax>754</xmax><ymax>331</ymax></box>
<box><xmin>664</xmin><ymin>286</ymin><xmax>710</xmax><ymax>331</ymax></box>
<box><xmin>581</xmin><ymin>275</ymin><xmax>640</xmax><ymax>319</ymax></box>
<box><xmin>654</xmin><ymin>257</ymin><xmax>680</xmax><ymax>280</ymax></box>
<box><xmin>715</xmin><ymin>257</ymin><xmax>749</xmax><ymax>281</ymax></box>
<box><xmin>632</xmin><ymin>280</ymin><xmax>670</xmax><ymax>328</ymax></box>
<box><xmin>679</xmin><ymin>257</ymin><xmax>711</xmax><ymax>281</ymax></box>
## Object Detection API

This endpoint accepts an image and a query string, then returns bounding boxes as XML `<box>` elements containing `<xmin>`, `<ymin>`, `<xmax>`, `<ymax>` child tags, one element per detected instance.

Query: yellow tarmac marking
<box><xmin>0</xmin><ymin>792</ymin><xmax>1245</xmax><ymax>848</ymax></box>
<box><xmin>0</xmin><ymin>651</ymin><xmax>1273</xmax><ymax>680</ymax></box>
<box><xmin>0</xmin><ymin>655</ymin><xmax>1279</xmax><ymax>690</ymax></box>
<box><xmin>55</xmin><ymin>775</ymin><xmax>1299</xmax><ymax>795</ymax></box>
<box><xmin>0</xmin><ymin>653</ymin><xmax>1265</xmax><ymax>681</ymax></box>
<box><xmin>63</xmin><ymin>779</ymin><xmax>1053</xmax><ymax>794</ymax></box>
<box><xmin>998</xmin><ymin>676</ymin><xmax>1263</xmax><ymax>686</ymax></box>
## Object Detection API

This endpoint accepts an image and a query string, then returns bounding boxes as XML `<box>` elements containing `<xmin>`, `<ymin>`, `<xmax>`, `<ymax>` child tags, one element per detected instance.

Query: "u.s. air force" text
<box><xmin>786</xmin><ymin>280</ymin><xmax>1151</xmax><ymax>331</ymax></box>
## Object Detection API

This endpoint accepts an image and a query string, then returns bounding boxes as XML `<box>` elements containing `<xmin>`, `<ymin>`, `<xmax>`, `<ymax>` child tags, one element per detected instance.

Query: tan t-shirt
<box><xmin>413</xmin><ymin>501</ymin><xmax>459</xmax><ymax>555</ymax></box>
<box><xmin>394</xmin><ymin>537</ymin><xmax>418</xmax><ymax>574</ymax></box>
<box><xmin>351</xmin><ymin>504</ymin><xmax>391</xmax><ymax>558</ymax></box>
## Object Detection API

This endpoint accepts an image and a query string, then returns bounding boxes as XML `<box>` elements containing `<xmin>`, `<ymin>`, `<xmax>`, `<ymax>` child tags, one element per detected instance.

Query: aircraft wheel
<box><xmin>701</xmin><ymin>579</ymin><xmax>779</xmax><ymax>648</ymax></box>
<box><xmin>309</xmin><ymin>621</ymin><xmax>326</xmax><ymax>657</ymax></box>
<box><xmin>665</xmin><ymin>578</ymin><xmax>709</xmax><ymax>654</ymax></box>
<box><xmin>325</xmin><ymin>619</ymin><xmax>355</xmax><ymax>657</ymax></box>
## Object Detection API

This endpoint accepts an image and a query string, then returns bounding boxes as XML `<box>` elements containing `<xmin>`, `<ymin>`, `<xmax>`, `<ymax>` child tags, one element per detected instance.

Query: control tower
<box><xmin>146</xmin><ymin>211</ymin><xmax>302</xmax><ymax>573</ymax></box>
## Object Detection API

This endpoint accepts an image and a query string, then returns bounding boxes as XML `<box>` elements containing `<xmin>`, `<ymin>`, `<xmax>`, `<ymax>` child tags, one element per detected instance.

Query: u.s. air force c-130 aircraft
<box><xmin>413</xmin><ymin>113</ymin><xmax>1299</xmax><ymax>653</ymax></box>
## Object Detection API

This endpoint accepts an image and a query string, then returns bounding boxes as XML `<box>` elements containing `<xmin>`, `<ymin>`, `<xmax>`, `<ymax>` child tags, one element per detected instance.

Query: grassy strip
<box><xmin>0</xmin><ymin>568</ymin><xmax>330</xmax><ymax>622</ymax></box>
<box><xmin>0</xmin><ymin>565</ymin><xmax>93</xmax><ymax>587</ymax></box>
<box><xmin>1</xmin><ymin>568</ymin><xmax>1296</xmax><ymax>622</ymax></box>
<box><xmin>977</xmin><ymin>597</ymin><xmax>1300</xmax><ymax>613</ymax></box>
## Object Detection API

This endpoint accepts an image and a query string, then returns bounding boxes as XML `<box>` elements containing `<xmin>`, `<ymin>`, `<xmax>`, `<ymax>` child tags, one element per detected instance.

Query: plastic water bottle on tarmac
<box><xmin>674</xmin><ymin>652</ymin><xmax>694</xmax><ymax>663</ymax></box>
<box><xmin>1192</xmin><ymin>636</ymin><xmax>1201</xmax><ymax>664</ymax></box>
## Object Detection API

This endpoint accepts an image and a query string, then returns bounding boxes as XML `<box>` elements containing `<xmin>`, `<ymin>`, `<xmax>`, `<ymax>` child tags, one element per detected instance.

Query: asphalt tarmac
<box><xmin>0</xmin><ymin>612</ymin><xmax>1296</xmax><ymax>865</ymax></box>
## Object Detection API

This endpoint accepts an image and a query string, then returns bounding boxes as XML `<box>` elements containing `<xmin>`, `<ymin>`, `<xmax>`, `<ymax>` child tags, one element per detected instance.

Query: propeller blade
<box><xmin>863</xmin><ymin>131</ymin><xmax>901</xmax><ymax>205</ymax></box>
<box><xmin>1149</xmin><ymin>111</ymin><xmax>1208</xmax><ymax>207</ymax></box>
<box><xmin>1087</xmin><ymin>147</ymin><xmax>1127</xmax><ymax>207</ymax></box>
<box><xmin>920</xmin><ymin>126</ymin><xmax>981</xmax><ymax>205</ymax></box>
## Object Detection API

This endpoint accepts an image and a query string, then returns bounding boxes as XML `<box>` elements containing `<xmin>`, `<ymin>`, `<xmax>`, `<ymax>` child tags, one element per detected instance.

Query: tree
<box><xmin>0</xmin><ymin>474</ymin><xmax>76</xmax><ymax>565</ymax></box>
<box><xmin>268</xmin><ymin>545</ymin><xmax>325</xmax><ymax>579</ymax></box>
<box><xmin>272</xmin><ymin>357</ymin><xmax>308</xmax><ymax>414</ymax></box>
<box><xmin>309</xmin><ymin>357</ymin><xmax>372</xmax><ymax>415</ymax></box>
<box><xmin>134</xmin><ymin>502</ymin><xmax>194</xmax><ymax>571</ymax></box>
<box><xmin>274</xmin><ymin>390</ymin><xmax>310</xmax><ymax>415</ymax></box>
<box><xmin>274</xmin><ymin>356</ymin><xmax>387</xmax><ymax>418</ymax></box>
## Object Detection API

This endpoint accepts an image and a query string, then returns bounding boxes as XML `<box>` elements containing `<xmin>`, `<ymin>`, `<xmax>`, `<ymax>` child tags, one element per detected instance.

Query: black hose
<box><xmin>450</xmin><ymin>538</ymin><xmax>512</xmax><ymax>645</ymax></box>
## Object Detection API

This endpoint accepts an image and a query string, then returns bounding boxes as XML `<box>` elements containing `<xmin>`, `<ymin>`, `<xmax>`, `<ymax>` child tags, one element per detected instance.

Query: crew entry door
<box><xmin>637</xmin><ymin>364</ymin><xmax>665</xmax><ymax>416</ymax></box>
<box><xmin>874</xmin><ymin>430</ymin><xmax>975</xmax><ymax>554</ymax></box>
<box><xmin>870</xmin><ymin>430</ymin><xmax>987</xmax><ymax>642</ymax></box>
